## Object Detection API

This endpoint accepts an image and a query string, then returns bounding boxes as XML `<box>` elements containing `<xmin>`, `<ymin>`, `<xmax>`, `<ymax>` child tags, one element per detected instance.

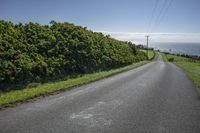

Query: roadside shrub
<box><xmin>0</xmin><ymin>20</ymin><xmax>147</xmax><ymax>91</ymax></box>
<box><xmin>135</xmin><ymin>51</ymin><xmax>148</xmax><ymax>62</ymax></box>
<box><xmin>168</xmin><ymin>58</ymin><xmax>174</xmax><ymax>62</ymax></box>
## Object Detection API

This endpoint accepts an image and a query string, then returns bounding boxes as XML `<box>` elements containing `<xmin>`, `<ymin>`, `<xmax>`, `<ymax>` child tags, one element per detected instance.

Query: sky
<box><xmin>1</xmin><ymin>0</ymin><xmax>200</xmax><ymax>44</ymax></box>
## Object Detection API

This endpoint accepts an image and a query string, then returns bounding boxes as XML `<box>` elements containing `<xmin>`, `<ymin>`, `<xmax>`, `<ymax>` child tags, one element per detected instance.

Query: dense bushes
<box><xmin>0</xmin><ymin>20</ymin><xmax>147</xmax><ymax>90</ymax></box>
<box><xmin>168</xmin><ymin>58</ymin><xmax>174</xmax><ymax>62</ymax></box>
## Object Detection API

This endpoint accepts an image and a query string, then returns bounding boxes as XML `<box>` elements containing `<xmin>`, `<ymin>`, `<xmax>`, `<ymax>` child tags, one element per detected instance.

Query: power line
<box><xmin>150</xmin><ymin>0</ymin><xmax>174</xmax><ymax>34</ymax></box>
<box><xmin>146</xmin><ymin>0</ymin><xmax>159</xmax><ymax>35</ymax></box>
<box><xmin>145</xmin><ymin>0</ymin><xmax>173</xmax><ymax>48</ymax></box>
<box><xmin>145</xmin><ymin>0</ymin><xmax>159</xmax><ymax>48</ymax></box>
<box><xmin>150</xmin><ymin>0</ymin><xmax>168</xmax><ymax>34</ymax></box>
<box><xmin>156</xmin><ymin>0</ymin><xmax>173</xmax><ymax>28</ymax></box>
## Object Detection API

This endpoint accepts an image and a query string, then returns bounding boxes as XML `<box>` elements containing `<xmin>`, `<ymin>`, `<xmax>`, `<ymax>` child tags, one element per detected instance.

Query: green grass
<box><xmin>174</xmin><ymin>62</ymin><xmax>200</xmax><ymax>88</ymax></box>
<box><xmin>0</xmin><ymin>61</ymin><xmax>149</xmax><ymax>108</ymax></box>
<box><xmin>165</xmin><ymin>54</ymin><xmax>200</xmax><ymax>92</ymax></box>
<box><xmin>147</xmin><ymin>50</ymin><xmax>155</xmax><ymax>60</ymax></box>
<box><xmin>138</xmin><ymin>49</ymin><xmax>157</xmax><ymax>60</ymax></box>
<box><xmin>161</xmin><ymin>53</ymin><xmax>168</xmax><ymax>62</ymax></box>
<box><xmin>153</xmin><ymin>52</ymin><xmax>159</xmax><ymax>61</ymax></box>
<box><xmin>166</xmin><ymin>54</ymin><xmax>199</xmax><ymax>62</ymax></box>
<box><xmin>166</xmin><ymin>54</ymin><xmax>187</xmax><ymax>61</ymax></box>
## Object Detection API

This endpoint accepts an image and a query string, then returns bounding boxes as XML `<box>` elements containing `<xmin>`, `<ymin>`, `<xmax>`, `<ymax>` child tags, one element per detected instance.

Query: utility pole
<box><xmin>145</xmin><ymin>35</ymin><xmax>149</xmax><ymax>56</ymax></box>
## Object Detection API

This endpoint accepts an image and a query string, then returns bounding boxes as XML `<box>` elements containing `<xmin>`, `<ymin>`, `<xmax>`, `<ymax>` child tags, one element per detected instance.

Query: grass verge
<box><xmin>153</xmin><ymin>52</ymin><xmax>159</xmax><ymax>61</ymax></box>
<box><xmin>161</xmin><ymin>53</ymin><xmax>168</xmax><ymax>62</ymax></box>
<box><xmin>147</xmin><ymin>50</ymin><xmax>155</xmax><ymax>60</ymax></box>
<box><xmin>165</xmin><ymin>54</ymin><xmax>200</xmax><ymax>93</ymax></box>
<box><xmin>174</xmin><ymin>62</ymin><xmax>200</xmax><ymax>88</ymax></box>
<box><xmin>0</xmin><ymin>61</ymin><xmax>149</xmax><ymax>108</ymax></box>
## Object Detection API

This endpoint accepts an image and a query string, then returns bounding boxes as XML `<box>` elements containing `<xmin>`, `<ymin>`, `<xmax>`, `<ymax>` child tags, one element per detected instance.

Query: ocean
<box><xmin>150</xmin><ymin>42</ymin><xmax>200</xmax><ymax>56</ymax></box>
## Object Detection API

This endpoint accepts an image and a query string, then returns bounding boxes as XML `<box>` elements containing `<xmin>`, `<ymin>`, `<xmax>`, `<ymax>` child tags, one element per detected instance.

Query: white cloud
<box><xmin>98</xmin><ymin>31</ymin><xmax>200</xmax><ymax>45</ymax></box>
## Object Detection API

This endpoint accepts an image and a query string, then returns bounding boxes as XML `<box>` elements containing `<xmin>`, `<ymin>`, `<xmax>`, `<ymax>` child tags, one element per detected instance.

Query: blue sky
<box><xmin>1</xmin><ymin>0</ymin><xmax>200</xmax><ymax>44</ymax></box>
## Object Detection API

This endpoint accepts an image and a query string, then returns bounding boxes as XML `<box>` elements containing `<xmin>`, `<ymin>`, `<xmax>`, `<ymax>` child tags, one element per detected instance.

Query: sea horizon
<box><xmin>150</xmin><ymin>42</ymin><xmax>200</xmax><ymax>56</ymax></box>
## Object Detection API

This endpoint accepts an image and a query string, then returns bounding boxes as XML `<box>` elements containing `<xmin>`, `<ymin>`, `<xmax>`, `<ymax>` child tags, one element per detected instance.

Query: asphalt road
<box><xmin>0</xmin><ymin>54</ymin><xmax>200</xmax><ymax>133</ymax></box>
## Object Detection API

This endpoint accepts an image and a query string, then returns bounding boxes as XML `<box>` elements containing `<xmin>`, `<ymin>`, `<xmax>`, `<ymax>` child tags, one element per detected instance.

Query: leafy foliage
<box><xmin>0</xmin><ymin>20</ymin><xmax>147</xmax><ymax>90</ymax></box>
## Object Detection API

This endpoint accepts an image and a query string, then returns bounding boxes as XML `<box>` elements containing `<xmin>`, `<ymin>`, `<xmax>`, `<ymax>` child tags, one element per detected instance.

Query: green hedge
<box><xmin>0</xmin><ymin>20</ymin><xmax>147</xmax><ymax>90</ymax></box>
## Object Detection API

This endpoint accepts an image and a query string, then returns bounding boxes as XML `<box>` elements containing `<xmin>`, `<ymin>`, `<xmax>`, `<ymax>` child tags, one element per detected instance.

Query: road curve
<box><xmin>0</xmin><ymin>54</ymin><xmax>200</xmax><ymax>133</ymax></box>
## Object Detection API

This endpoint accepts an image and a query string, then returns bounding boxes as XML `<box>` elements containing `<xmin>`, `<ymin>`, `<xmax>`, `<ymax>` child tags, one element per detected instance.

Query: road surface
<box><xmin>0</xmin><ymin>54</ymin><xmax>199</xmax><ymax>133</ymax></box>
